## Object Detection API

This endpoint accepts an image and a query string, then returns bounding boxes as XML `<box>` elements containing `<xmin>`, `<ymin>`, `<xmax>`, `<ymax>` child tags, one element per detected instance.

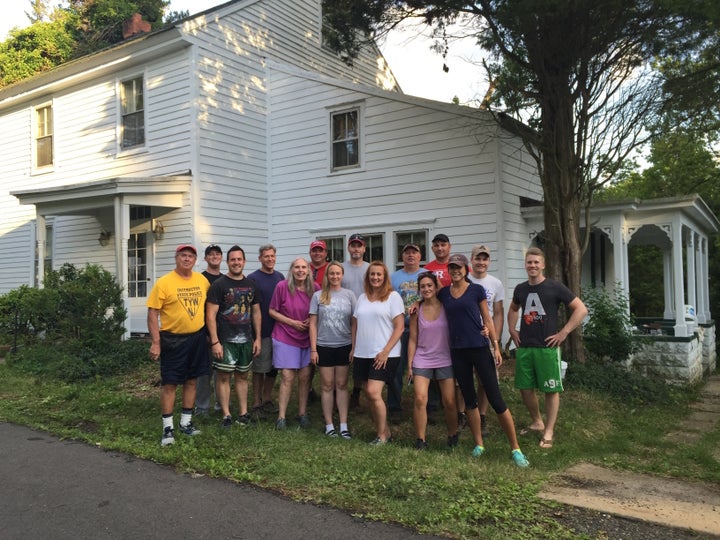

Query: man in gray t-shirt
<box><xmin>341</xmin><ymin>233</ymin><xmax>369</xmax><ymax>298</ymax></box>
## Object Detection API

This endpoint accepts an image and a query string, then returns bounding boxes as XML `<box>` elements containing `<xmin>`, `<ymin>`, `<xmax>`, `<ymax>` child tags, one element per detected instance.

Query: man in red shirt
<box><xmin>309</xmin><ymin>240</ymin><xmax>329</xmax><ymax>286</ymax></box>
<box><xmin>424</xmin><ymin>233</ymin><xmax>452</xmax><ymax>287</ymax></box>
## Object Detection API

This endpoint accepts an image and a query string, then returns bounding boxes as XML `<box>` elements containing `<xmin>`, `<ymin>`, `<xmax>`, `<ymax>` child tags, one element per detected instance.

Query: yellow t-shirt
<box><xmin>147</xmin><ymin>270</ymin><xmax>209</xmax><ymax>334</ymax></box>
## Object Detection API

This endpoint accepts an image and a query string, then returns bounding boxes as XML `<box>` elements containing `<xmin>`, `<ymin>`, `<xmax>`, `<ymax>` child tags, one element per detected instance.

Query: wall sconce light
<box><xmin>152</xmin><ymin>219</ymin><xmax>165</xmax><ymax>240</ymax></box>
<box><xmin>98</xmin><ymin>231</ymin><xmax>112</xmax><ymax>247</ymax></box>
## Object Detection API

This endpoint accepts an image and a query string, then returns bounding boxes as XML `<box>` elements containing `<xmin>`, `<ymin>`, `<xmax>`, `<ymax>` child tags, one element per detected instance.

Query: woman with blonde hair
<box><xmin>351</xmin><ymin>261</ymin><xmax>405</xmax><ymax>444</ymax></box>
<box><xmin>269</xmin><ymin>257</ymin><xmax>320</xmax><ymax>430</ymax></box>
<box><xmin>309</xmin><ymin>261</ymin><xmax>356</xmax><ymax>439</ymax></box>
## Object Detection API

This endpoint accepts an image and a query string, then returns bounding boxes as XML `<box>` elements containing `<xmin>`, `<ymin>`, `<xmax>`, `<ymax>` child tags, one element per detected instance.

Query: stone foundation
<box><xmin>630</xmin><ymin>334</ymin><xmax>705</xmax><ymax>386</ymax></box>
<box><xmin>699</xmin><ymin>322</ymin><xmax>716</xmax><ymax>374</ymax></box>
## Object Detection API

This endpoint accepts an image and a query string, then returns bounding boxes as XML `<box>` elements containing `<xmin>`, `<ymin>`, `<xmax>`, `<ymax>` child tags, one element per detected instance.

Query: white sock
<box><xmin>340</xmin><ymin>423</ymin><xmax>348</xmax><ymax>432</ymax></box>
<box><xmin>162</xmin><ymin>415</ymin><xmax>173</xmax><ymax>430</ymax></box>
<box><xmin>325</xmin><ymin>424</ymin><xmax>335</xmax><ymax>434</ymax></box>
<box><xmin>180</xmin><ymin>411</ymin><xmax>192</xmax><ymax>426</ymax></box>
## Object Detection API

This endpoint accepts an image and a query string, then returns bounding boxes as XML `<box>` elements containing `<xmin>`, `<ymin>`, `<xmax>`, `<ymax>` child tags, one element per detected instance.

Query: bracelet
<box><xmin>211</xmin><ymin>341</ymin><xmax>219</xmax><ymax>346</ymax></box>
<box><xmin>311</xmin><ymin>350</ymin><xmax>317</xmax><ymax>352</ymax></box>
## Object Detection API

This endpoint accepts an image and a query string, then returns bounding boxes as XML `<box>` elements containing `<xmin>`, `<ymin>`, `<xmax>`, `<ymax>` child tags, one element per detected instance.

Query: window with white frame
<box><xmin>120</xmin><ymin>76</ymin><xmax>145</xmax><ymax>149</ymax></box>
<box><xmin>331</xmin><ymin>108</ymin><xmax>359</xmax><ymax>170</ymax></box>
<box><xmin>128</xmin><ymin>233</ymin><xmax>149</xmax><ymax>298</ymax></box>
<box><xmin>364</xmin><ymin>233</ymin><xmax>384</xmax><ymax>262</ymax></box>
<box><xmin>395</xmin><ymin>230</ymin><xmax>428</xmax><ymax>269</ymax></box>
<box><xmin>35</xmin><ymin>104</ymin><xmax>53</xmax><ymax>168</ymax></box>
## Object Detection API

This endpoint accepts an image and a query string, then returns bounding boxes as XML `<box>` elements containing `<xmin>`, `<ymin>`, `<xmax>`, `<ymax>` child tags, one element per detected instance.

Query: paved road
<box><xmin>0</xmin><ymin>422</ymin><xmax>439</xmax><ymax>540</ymax></box>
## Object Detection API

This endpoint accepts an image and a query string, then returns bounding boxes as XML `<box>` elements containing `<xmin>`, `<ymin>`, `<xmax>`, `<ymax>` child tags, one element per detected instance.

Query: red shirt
<box><xmin>311</xmin><ymin>261</ymin><xmax>329</xmax><ymax>286</ymax></box>
<box><xmin>424</xmin><ymin>260</ymin><xmax>451</xmax><ymax>287</ymax></box>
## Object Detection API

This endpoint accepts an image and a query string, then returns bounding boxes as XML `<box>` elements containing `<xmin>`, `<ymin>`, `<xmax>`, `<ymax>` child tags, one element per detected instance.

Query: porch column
<box><xmin>698</xmin><ymin>236</ymin><xmax>710</xmax><ymax>323</ymax></box>
<box><xmin>611</xmin><ymin>221</ymin><xmax>629</xmax><ymax>315</ymax></box>
<box><xmin>685</xmin><ymin>231</ymin><xmax>696</xmax><ymax>333</ymax></box>
<box><xmin>36</xmin><ymin>213</ymin><xmax>46</xmax><ymax>288</ymax></box>
<box><xmin>672</xmin><ymin>220</ymin><xmax>688</xmax><ymax>337</ymax></box>
<box><xmin>114</xmin><ymin>197</ymin><xmax>131</xmax><ymax>340</ymax></box>
<box><xmin>662</xmin><ymin>248</ymin><xmax>674</xmax><ymax>319</ymax></box>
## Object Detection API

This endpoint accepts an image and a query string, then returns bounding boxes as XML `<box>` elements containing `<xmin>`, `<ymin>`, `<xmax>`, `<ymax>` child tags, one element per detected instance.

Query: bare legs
<box><xmin>520</xmin><ymin>389</ymin><xmax>559</xmax><ymax>443</ymax></box>
<box><xmin>319</xmin><ymin>366</ymin><xmax>349</xmax><ymax>426</ymax></box>
<box><xmin>365</xmin><ymin>379</ymin><xmax>391</xmax><ymax>441</ymax></box>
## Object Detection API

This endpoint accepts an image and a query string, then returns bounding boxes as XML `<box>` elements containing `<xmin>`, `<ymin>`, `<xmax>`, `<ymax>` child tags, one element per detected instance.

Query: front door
<box><xmin>128</xmin><ymin>232</ymin><xmax>152</xmax><ymax>333</ymax></box>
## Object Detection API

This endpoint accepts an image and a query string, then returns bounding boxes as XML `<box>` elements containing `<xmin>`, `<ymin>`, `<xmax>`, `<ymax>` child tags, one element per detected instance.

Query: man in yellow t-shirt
<box><xmin>147</xmin><ymin>244</ymin><xmax>210</xmax><ymax>447</ymax></box>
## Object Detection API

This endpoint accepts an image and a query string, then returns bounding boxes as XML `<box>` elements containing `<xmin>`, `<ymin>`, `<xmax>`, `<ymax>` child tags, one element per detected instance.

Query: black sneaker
<box><xmin>297</xmin><ymin>414</ymin><xmax>311</xmax><ymax>429</ymax></box>
<box><xmin>447</xmin><ymin>432</ymin><xmax>459</xmax><ymax>448</ymax></box>
<box><xmin>457</xmin><ymin>411</ymin><xmax>468</xmax><ymax>430</ymax></box>
<box><xmin>161</xmin><ymin>426</ymin><xmax>175</xmax><ymax>447</ymax></box>
<box><xmin>251</xmin><ymin>405</ymin><xmax>267</xmax><ymax>421</ymax></box>
<box><xmin>414</xmin><ymin>438</ymin><xmax>428</xmax><ymax>450</ymax></box>
<box><xmin>221</xmin><ymin>415</ymin><xmax>232</xmax><ymax>429</ymax></box>
<box><xmin>235</xmin><ymin>413</ymin><xmax>252</xmax><ymax>426</ymax></box>
<box><xmin>177</xmin><ymin>421</ymin><xmax>201</xmax><ymax>436</ymax></box>
<box><xmin>480</xmin><ymin>414</ymin><xmax>490</xmax><ymax>437</ymax></box>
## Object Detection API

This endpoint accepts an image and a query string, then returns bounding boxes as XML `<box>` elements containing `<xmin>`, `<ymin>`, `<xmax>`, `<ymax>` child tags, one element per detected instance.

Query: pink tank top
<box><xmin>413</xmin><ymin>303</ymin><xmax>452</xmax><ymax>369</ymax></box>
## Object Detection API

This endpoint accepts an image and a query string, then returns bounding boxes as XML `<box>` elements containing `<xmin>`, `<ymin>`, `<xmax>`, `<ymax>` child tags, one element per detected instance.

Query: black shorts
<box><xmin>317</xmin><ymin>344</ymin><xmax>352</xmax><ymax>367</ymax></box>
<box><xmin>159</xmin><ymin>329</ymin><xmax>210</xmax><ymax>385</ymax></box>
<box><xmin>353</xmin><ymin>356</ymin><xmax>401</xmax><ymax>385</ymax></box>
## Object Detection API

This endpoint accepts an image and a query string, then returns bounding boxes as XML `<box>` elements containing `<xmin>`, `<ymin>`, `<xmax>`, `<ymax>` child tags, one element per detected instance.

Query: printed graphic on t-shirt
<box><xmin>523</xmin><ymin>292</ymin><xmax>547</xmax><ymax>325</ymax></box>
<box><xmin>396</xmin><ymin>280</ymin><xmax>420</xmax><ymax>314</ymax></box>
<box><xmin>177</xmin><ymin>285</ymin><xmax>205</xmax><ymax>320</ymax></box>
<box><xmin>221</xmin><ymin>287</ymin><xmax>255</xmax><ymax>326</ymax></box>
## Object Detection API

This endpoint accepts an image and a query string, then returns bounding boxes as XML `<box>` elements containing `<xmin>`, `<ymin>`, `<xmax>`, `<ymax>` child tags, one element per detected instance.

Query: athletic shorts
<box><xmin>214</xmin><ymin>341</ymin><xmax>253</xmax><ymax>373</ymax></box>
<box><xmin>413</xmin><ymin>365</ymin><xmax>454</xmax><ymax>381</ymax></box>
<box><xmin>252</xmin><ymin>337</ymin><xmax>273</xmax><ymax>374</ymax></box>
<box><xmin>514</xmin><ymin>347</ymin><xmax>564</xmax><ymax>393</ymax></box>
<box><xmin>317</xmin><ymin>344</ymin><xmax>352</xmax><ymax>367</ymax></box>
<box><xmin>159</xmin><ymin>329</ymin><xmax>210</xmax><ymax>385</ymax></box>
<box><xmin>272</xmin><ymin>339</ymin><xmax>310</xmax><ymax>370</ymax></box>
<box><xmin>353</xmin><ymin>356</ymin><xmax>401</xmax><ymax>385</ymax></box>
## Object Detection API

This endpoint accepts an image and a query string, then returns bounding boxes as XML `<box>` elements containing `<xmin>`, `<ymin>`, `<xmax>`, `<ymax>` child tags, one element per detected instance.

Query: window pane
<box><xmin>364</xmin><ymin>234</ymin><xmax>383</xmax><ymax>262</ymax></box>
<box><xmin>35</xmin><ymin>106</ymin><xmax>53</xmax><ymax>167</ymax></box>
<box><xmin>331</xmin><ymin>109</ymin><xmax>359</xmax><ymax>169</ymax></box>
<box><xmin>123</xmin><ymin>111</ymin><xmax>145</xmax><ymax>147</ymax></box>
<box><xmin>395</xmin><ymin>230</ymin><xmax>428</xmax><ymax>268</ymax></box>
<box><xmin>121</xmin><ymin>77</ymin><xmax>144</xmax><ymax>148</ymax></box>
<box><xmin>36</xmin><ymin>136</ymin><xmax>53</xmax><ymax>167</ymax></box>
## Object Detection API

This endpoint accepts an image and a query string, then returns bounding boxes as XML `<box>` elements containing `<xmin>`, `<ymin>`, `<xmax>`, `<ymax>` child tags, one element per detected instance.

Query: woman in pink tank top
<box><xmin>407</xmin><ymin>272</ymin><xmax>458</xmax><ymax>450</ymax></box>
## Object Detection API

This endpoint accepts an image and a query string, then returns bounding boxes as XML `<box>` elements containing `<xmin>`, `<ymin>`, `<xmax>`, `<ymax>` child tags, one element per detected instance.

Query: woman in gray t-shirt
<box><xmin>309</xmin><ymin>261</ymin><xmax>357</xmax><ymax>439</ymax></box>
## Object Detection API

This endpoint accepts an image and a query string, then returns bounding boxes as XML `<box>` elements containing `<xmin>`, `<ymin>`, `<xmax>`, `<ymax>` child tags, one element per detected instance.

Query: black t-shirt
<box><xmin>512</xmin><ymin>278</ymin><xmax>576</xmax><ymax>347</ymax></box>
<box><xmin>206</xmin><ymin>275</ymin><xmax>261</xmax><ymax>343</ymax></box>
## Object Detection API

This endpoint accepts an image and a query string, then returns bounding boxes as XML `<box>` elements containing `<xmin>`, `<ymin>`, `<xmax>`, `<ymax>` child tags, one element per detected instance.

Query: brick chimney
<box><xmin>122</xmin><ymin>13</ymin><xmax>151</xmax><ymax>39</ymax></box>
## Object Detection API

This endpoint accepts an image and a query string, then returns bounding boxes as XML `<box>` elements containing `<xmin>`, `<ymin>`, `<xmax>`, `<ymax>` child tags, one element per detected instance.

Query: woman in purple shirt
<box><xmin>269</xmin><ymin>257</ymin><xmax>320</xmax><ymax>430</ymax></box>
<box><xmin>407</xmin><ymin>272</ymin><xmax>458</xmax><ymax>450</ymax></box>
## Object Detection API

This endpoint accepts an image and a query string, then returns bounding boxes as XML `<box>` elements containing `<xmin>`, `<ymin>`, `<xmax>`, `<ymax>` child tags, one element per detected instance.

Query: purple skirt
<box><xmin>272</xmin><ymin>339</ymin><xmax>311</xmax><ymax>369</ymax></box>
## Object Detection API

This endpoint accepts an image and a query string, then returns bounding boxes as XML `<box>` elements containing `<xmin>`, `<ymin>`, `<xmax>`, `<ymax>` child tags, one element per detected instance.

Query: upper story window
<box><xmin>331</xmin><ymin>108</ymin><xmax>360</xmax><ymax>171</ymax></box>
<box><xmin>120</xmin><ymin>76</ymin><xmax>145</xmax><ymax>149</ymax></box>
<box><xmin>35</xmin><ymin>104</ymin><xmax>53</xmax><ymax>169</ymax></box>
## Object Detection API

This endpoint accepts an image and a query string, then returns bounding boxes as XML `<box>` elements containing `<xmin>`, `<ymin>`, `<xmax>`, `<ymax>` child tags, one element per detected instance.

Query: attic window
<box><xmin>35</xmin><ymin>104</ymin><xmax>53</xmax><ymax>168</ymax></box>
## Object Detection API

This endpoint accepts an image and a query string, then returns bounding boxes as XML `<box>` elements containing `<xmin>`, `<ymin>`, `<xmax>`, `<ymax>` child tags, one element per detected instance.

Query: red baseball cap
<box><xmin>310</xmin><ymin>240</ymin><xmax>327</xmax><ymax>250</ymax></box>
<box><xmin>175</xmin><ymin>244</ymin><xmax>197</xmax><ymax>255</ymax></box>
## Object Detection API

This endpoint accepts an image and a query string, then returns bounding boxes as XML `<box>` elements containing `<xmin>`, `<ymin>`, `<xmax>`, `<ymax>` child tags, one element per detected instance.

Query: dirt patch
<box><xmin>539</xmin><ymin>462</ymin><xmax>720</xmax><ymax>536</ymax></box>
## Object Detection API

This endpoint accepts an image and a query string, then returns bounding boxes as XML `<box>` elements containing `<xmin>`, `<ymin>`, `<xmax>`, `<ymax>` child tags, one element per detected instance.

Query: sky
<box><xmin>0</xmin><ymin>0</ymin><xmax>487</xmax><ymax>105</ymax></box>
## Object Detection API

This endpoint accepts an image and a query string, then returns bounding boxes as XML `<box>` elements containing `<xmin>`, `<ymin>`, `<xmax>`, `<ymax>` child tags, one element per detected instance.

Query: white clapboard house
<box><xmin>0</xmin><ymin>0</ymin><xmax>541</xmax><ymax>335</ymax></box>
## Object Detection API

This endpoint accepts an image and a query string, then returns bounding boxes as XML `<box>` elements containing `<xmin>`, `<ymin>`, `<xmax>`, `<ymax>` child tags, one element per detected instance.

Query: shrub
<box><xmin>582</xmin><ymin>285</ymin><xmax>645</xmax><ymax>363</ymax></box>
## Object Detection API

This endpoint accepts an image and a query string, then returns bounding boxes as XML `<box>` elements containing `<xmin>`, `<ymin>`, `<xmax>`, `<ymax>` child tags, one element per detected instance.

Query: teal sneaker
<box><xmin>472</xmin><ymin>445</ymin><xmax>485</xmax><ymax>457</ymax></box>
<box><xmin>512</xmin><ymin>449</ymin><xmax>530</xmax><ymax>468</ymax></box>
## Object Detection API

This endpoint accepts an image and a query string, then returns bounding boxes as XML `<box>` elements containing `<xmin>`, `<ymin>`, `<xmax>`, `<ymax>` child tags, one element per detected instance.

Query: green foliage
<box><xmin>0</xmin><ymin>14</ymin><xmax>76</xmax><ymax>86</ymax></box>
<box><xmin>565</xmin><ymin>359</ymin><xmax>689</xmax><ymax>406</ymax></box>
<box><xmin>582</xmin><ymin>285</ymin><xmax>645</xmax><ymax>363</ymax></box>
<box><xmin>7</xmin><ymin>339</ymin><xmax>148</xmax><ymax>381</ymax></box>
<box><xmin>0</xmin><ymin>263</ymin><xmax>126</xmax><ymax>350</ymax></box>
<box><xmin>628</xmin><ymin>245</ymin><xmax>664</xmax><ymax>317</ymax></box>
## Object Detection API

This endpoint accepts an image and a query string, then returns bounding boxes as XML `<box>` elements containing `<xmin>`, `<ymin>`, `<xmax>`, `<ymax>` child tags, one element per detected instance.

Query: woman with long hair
<box><xmin>269</xmin><ymin>257</ymin><xmax>320</xmax><ymax>430</ymax></box>
<box><xmin>407</xmin><ymin>271</ymin><xmax>458</xmax><ymax>449</ymax></box>
<box><xmin>437</xmin><ymin>253</ymin><xmax>529</xmax><ymax>467</ymax></box>
<box><xmin>351</xmin><ymin>261</ymin><xmax>405</xmax><ymax>444</ymax></box>
<box><xmin>309</xmin><ymin>261</ymin><xmax>356</xmax><ymax>439</ymax></box>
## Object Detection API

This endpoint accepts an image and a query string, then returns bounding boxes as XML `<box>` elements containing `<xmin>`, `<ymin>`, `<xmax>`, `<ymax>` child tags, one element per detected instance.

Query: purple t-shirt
<box><xmin>412</xmin><ymin>303</ymin><xmax>452</xmax><ymax>369</ymax></box>
<box><xmin>437</xmin><ymin>283</ymin><xmax>489</xmax><ymax>349</ymax></box>
<box><xmin>269</xmin><ymin>280</ymin><xmax>320</xmax><ymax>348</ymax></box>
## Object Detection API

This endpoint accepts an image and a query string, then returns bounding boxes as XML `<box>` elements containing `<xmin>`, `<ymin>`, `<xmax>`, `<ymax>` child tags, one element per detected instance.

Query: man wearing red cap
<box><xmin>147</xmin><ymin>244</ymin><xmax>211</xmax><ymax>447</ymax></box>
<box><xmin>309</xmin><ymin>240</ymin><xmax>329</xmax><ymax>286</ymax></box>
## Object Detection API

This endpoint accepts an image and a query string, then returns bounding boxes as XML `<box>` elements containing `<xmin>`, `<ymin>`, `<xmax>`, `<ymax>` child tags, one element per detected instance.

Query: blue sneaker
<box><xmin>177</xmin><ymin>421</ymin><xmax>201</xmax><ymax>436</ymax></box>
<box><xmin>275</xmin><ymin>417</ymin><xmax>287</xmax><ymax>431</ymax></box>
<box><xmin>472</xmin><ymin>445</ymin><xmax>485</xmax><ymax>457</ymax></box>
<box><xmin>512</xmin><ymin>449</ymin><xmax>530</xmax><ymax>468</ymax></box>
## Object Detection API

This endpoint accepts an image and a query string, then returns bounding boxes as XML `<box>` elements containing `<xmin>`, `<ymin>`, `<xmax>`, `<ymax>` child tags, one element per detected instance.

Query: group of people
<box><xmin>147</xmin><ymin>233</ymin><xmax>587</xmax><ymax>468</ymax></box>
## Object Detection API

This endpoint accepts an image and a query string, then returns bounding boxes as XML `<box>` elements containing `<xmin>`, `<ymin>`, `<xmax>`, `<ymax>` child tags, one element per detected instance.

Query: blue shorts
<box><xmin>159</xmin><ymin>329</ymin><xmax>210</xmax><ymax>385</ymax></box>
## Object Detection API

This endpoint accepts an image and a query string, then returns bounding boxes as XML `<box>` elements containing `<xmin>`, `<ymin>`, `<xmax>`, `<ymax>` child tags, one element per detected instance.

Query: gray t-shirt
<box><xmin>341</xmin><ymin>261</ymin><xmax>369</xmax><ymax>299</ymax></box>
<box><xmin>309</xmin><ymin>288</ymin><xmax>357</xmax><ymax>347</ymax></box>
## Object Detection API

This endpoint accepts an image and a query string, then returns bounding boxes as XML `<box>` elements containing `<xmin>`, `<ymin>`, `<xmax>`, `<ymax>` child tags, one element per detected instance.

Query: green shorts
<box><xmin>214</xmin><ymin>341</ymin><xmax>253</xmax><ymax>373</ymax></box>
<box><xmin>514</xmin><ymin>347</ymin><xmax>563</xmax><ymax>393</ymax></box>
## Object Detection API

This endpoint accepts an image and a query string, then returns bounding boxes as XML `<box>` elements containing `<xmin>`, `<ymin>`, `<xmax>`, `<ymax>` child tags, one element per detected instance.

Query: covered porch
<box><xmin>522</xmin><ymin>194</ymin><xmax>718</xmax><ymax>384</ymax></box>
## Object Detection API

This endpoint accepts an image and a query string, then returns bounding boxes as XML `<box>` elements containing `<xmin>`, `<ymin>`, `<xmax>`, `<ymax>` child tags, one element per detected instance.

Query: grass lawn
<box><xmin>1</xmin><ymin>355</ymin><xmax>718</xmax><ymax>539</ymax></box>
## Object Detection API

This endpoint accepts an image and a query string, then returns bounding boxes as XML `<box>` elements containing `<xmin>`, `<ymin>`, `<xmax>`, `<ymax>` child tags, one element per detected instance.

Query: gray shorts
<box><xmin>252</xmin><ymin>337</ymin><xmax>273</xmax><ymax>374</ymax></box>
<box><xmin>413</xmin><ymin>365</ymin><xmax>454</xmax><ymax>381</ymax></box>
